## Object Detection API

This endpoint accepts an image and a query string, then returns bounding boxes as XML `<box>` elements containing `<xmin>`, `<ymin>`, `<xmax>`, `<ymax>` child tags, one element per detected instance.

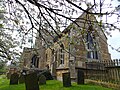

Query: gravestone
<box><xmin>19</xmin><ymin>74</ymin><xmax>25</xmax><ymax>84</ymax></box>
<box><xmin>62</xmin><ymin>72</ymin><xmax>71</xmax><ymax>87</ymax></box>
<box><xmin>39</xmin><ymin>74</ymin><xmax>46</xmax><ymax>85</ymax></box>
<box><xmin>42</xmin><ymin>70</ymin><xmax>53</xmax><ymax>80</ymax></box>
<box><xmin>10</xmin><ymin>73</ymin><xmax>19</xmax><ymax>85</ymax></box>
<box><xmin>24</xmin><ymin>72</ymin><xmax>39</xmax><ymax>90</ymax></box>
<box><xmin>77</xmin><ymin>70</ymin><xmax>84</xmax><ymax>84</ymax></box>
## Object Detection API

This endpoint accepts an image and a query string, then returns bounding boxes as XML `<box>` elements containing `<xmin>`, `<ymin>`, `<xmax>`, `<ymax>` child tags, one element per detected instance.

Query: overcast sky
<box><xmin>87</xmin><ymin>0</ymin><xmax>120</xmax><ymax>59</ymax></box>
<box><xmin>10</xmin><ymin>0</ymin><xmax>120</xmax><ymax>59</ymax></box>
<box><xmin>79</xmin><ymin>0</ymin><xmax>120</xmax><ymax>59</ymax></box>
<box><xmin>108</xmin><ymin>30</ymin><xmax>120</xmax><ymax>59</ymax></box>
<box><xmin>105</xmin><ymin>0</ymin><xmax>120</xmax><ymax>59</ymax></box>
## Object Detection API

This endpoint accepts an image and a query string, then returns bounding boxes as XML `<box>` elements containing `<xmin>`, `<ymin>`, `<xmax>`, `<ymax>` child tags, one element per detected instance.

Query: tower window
<box><xmin>60</xmin><ymin>49</ymin><xmax>64</xmax><ymax>64</ymax></box>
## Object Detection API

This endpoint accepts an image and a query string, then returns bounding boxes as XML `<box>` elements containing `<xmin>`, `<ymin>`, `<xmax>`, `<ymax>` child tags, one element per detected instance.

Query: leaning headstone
<box><xmin>77</xmin><ymin>70</ymin><xmax>84</xmax><ymax>85</ymax></box>
<box><xmin>19</xmin><ymin>74</ymin><xmax>25</xmax><ymax>84</ymax></box>
<box><xmin>42</xmin><ymin>70</ymin><xmax>53</xmax><ymax>80</ymax></box>
<box><xmin>39</xmin><ymin>74</ymin><xmax>46</xmax><ymax>85</ymax></box>
<box><xmin>10</xmin><ymin>73</ymin><xmax>19</xmax><ymax>85</ymax></box>
<box><xmin>24</xmin><ymin>72</ymin><xmax>39</xmax><ymax>90</ymax></box>
<box><xmin>62</xmin><ymin>72</ymin><xmax>71</xmax><ymax>87</ymax></box>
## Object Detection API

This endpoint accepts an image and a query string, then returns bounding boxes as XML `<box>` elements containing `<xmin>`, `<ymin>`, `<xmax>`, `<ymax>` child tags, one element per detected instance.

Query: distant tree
<box><xmin>0</xmin><ymin>60</ymin><xmax>4</xmax><ymax>69</ymax></box>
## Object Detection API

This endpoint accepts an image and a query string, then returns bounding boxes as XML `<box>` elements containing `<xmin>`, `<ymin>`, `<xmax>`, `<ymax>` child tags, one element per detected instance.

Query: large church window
<box><xmin>86</xmin><ymin>27</ymin><xmax>98</xmax><ymax>59</ymax></box>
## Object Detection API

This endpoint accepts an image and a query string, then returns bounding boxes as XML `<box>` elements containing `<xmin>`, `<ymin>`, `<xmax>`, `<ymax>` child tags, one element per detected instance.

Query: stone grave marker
<box><xmin>39</xmin><ymin>74</ymin><xmax>46</xmax><ymax>85</ymax></box>
<box><xmin>10</xmin><ymin>73</ymin><xmax>19</xmax><ymax>85</ymax></box>
<box><xmin>19</xmin><ymin>74</ymin><xmax>25</xmax><ymax>84</ymax></box>
<box><xmin>62</xmin><ymin>72</ymin><xmax>71</xmax><ymax>87</ymax></box>
<box><xmin>42</xmin><ymin>70</ymin><xmax>53</xmax><ymax>80</ymax></box>
<box><xmin>77</xmin><ymin>70</ymin><xmax>84</xmax><ymax>84</ymax></box>
<box><xmin>24</xmin><ymin>72</ymin><xmax>39</xmax><ymax>90</ymax></box>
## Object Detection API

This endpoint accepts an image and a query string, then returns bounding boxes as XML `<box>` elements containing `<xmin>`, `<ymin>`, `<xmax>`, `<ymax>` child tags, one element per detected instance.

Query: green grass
<box><xmin>0</xmin><ymin>75</ymin><xmax>112</xmax><ymax>90</ymax></box>
<box><xmin>40</xmin><ymin>80</ymin><xmax>112</xmax><ymax>90</ymax></box>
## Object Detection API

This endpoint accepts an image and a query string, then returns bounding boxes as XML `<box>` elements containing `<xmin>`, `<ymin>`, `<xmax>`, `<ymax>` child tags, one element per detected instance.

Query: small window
<box><xmin>31</xmin><ymin>54</ymin><xmax>39</xmax><ymax>68</ymax></box>
<box><xmin>60</xmin><ymin>49</ymin><xmax>64</xmax><ymax>64</ymax></box>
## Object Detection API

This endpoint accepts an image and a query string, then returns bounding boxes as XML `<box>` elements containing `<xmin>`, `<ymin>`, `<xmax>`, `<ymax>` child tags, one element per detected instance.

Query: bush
<box><xmin>0</xmin><ymin>75</ymin><xmax>6</xmax><ymax>79</ymax></box>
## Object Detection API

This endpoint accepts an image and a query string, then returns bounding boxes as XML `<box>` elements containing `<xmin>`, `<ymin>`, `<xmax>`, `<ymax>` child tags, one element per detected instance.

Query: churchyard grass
<box><xmin>0</xmin><ymin>75</ymin><xmax>112</xmax><ymax>90</ymax></box>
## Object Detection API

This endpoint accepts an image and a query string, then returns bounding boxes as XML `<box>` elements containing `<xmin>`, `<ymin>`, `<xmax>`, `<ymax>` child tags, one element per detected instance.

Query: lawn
<box><xmin>0</xmin><ymin>75</ymin><xmax>112</xmax><ymax>90</ymax></box>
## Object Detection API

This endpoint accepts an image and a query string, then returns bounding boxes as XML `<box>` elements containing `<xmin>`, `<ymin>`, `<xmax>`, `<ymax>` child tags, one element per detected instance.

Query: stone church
<box><xmin>21</xmin><ymin>10</ymin><xmax>111</xmax><ymax>80</ymax></box>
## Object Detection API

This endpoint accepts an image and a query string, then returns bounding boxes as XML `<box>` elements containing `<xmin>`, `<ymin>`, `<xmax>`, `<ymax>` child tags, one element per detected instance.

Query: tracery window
<box><xmin>86</xmin><ymin>27</ymin><xmax>98</xmax><ymax>59</ymax></box>
<box><xmin>60</xmin><ymin>49</ymin><xmax>64</xmax><ymax>64</ymax></box>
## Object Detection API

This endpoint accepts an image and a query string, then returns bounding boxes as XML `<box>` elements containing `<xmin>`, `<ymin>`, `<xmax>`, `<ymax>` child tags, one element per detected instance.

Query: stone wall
<box><xmin>21</xmin><ymin>48</ymin><xmax>33</xmax><ymax>68</ymax></box>
<box><xmin>99</xmin><ymin>34</ymin><xmax>111</xmax><ymax>61</ymax></box>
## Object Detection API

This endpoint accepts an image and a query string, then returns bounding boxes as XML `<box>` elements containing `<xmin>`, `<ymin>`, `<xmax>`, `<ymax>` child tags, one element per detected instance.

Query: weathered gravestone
<box><xmin>19</xmin><ymin>74</ymin><xmax>25</xmax><ymax>84</ymax></box>
<box><xmin>42</xmin><ymin>70</ymin><xmax>53</xmax><ymax>80</ymax></box>
<box><xmin>24</xmin><ymin>72</ymin><xmax>39</xmax><ymax>90</ymax></box>
<box><xmin>10</xmin><ymin>73</ymin><xmax>19</xmax><ymax>85</ymax></box>
<box><xmin>77</xmin><ymin>70</ymin><xmax>84</xmax><ymax>85</ymax></box>
<box><xmin>39</xmin><ymin>74</ymin><xmax>46</xmax><ymax>85</ymax></box>
<box><xmin>62</xmin><ymin>72</ymin><xmax>71</xmax><ymax>87</ymax></box>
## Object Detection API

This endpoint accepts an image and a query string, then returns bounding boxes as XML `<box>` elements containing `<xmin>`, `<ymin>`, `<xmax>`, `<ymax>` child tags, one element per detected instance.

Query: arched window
<box><xmin>31</xmin><ymin>54</ymin><xmax>39</xmax><ymax>68</ymax></box>
<box><xmin>60</xmin><ymin>49</ymin><xmax>64</xmax><ymax>64</ymax></box>
<box><xmin>86</xmin><ymin>31</ymin><xmax>94</xmax><ymax>49</ymax></box>
<box><xmin>86</xmin><ymin>27</ymin><xmax>98</xmax><ymax>59</ymax></box>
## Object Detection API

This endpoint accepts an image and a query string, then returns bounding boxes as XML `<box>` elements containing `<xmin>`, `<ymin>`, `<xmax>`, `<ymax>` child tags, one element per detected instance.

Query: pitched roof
<box><xmin>53</xmin><ymin>9</ymin><xmax>107</xmax><ymax>43</ymax></box>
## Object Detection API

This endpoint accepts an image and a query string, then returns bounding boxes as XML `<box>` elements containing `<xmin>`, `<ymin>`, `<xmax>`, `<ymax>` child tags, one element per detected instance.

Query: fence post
<box><xmin>116</xmin><ymin>59</ymin><xmax>119</xmax><ymax>66</ymax></box>
<box><xmin>119</xmin><ymin>59</ymin><xmax>120</xmax><ymax>66</ymax></box>
<box><xmin>113</xmin><ymin>60</ymin><xmax>116</xmax><ymax>66</ymax></box>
